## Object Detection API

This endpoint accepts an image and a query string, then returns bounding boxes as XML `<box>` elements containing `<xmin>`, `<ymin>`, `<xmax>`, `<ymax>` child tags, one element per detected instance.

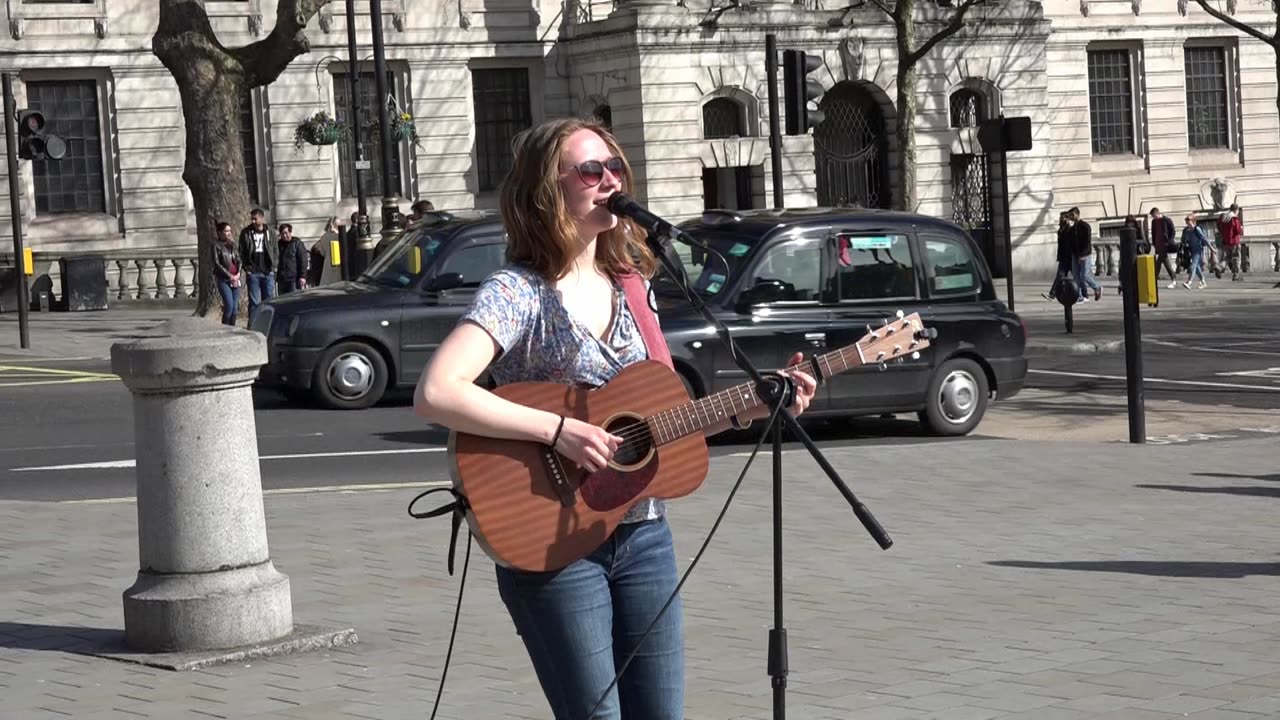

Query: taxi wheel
<box><xmin>313</xmin><ymin>341</ymin><xmax>389</xmax><ymax>410</ymax></box>
<box><xmin>919</xmin><ymin>357</ymin><xmax>988</xmax><ymax>436</ymax></box>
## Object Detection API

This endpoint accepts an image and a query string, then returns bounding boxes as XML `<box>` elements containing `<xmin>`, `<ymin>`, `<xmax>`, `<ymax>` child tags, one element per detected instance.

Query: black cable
<box><xmin>586</xmin><ymin>398</ymin><xmax>785</xmax><ymax>718</ymax></box>
<box><xmin>428</xmin><ymin>531</ymin><xmax>473</xmax><ymax>720</ymax></box>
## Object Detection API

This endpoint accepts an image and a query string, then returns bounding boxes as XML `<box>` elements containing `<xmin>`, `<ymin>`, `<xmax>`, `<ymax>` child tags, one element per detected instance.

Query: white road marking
<box><xmin>12</xmin><ymin>446</ymin><xmax>447</xmax><ymax>472</ymax></box>
<box><xmin>1147</xmin><ymin>338</ymin><xmax>1280</xmax><ymax>358</ymax></box>
<box><xmin>56</xmin><ymin>480</ymin><xmax>453</xmax><ymax>505</ymax></box>
<box><xmin>1028</xmin><ymin>368</ymin><xmax>1280</xmax><ymax>392</ymax></box>
<box><xmin>1217</xmin><ymin>367</ymin><xmax>1280</xmax><ymax>381</ymax></box>
<box><xmin>0</xmin><ymin>432</ymin><xmax>323</xmax><ymax>454</ymax></box>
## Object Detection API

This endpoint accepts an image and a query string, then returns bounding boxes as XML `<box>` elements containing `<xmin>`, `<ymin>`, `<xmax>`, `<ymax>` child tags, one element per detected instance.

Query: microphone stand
<box><xmin>643</xmin><ymin>228</ymin><xmax>892</xmax><ymax>720</ymax></box>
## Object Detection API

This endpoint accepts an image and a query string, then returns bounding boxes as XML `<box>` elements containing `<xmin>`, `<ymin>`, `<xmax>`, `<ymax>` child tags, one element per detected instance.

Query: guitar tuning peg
<box><xmin>878</xmin><ymin>362</ymin><xmax>887</xmax><ymax>372</ymax></box>
<box><xmin>911</xmin><ymin>352</ymin><xmax>921</xmax><ymax>360</ymax></box>
<box><xmin>896</xmin><ymin>309</ymin><xmax>905</xmax><ymax>318</ymax></box>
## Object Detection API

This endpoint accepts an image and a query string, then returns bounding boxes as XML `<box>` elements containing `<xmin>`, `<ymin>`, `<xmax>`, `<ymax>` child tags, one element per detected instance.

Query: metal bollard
<box><xmin>111</xmin><ymin>318</ymin><xmax>293</xmax><ymax>652</ymax></box>
<box><xmin>1055</xmin><ymin>274</ymin><xmax>1079</xmax><ymax>334</ymax></box>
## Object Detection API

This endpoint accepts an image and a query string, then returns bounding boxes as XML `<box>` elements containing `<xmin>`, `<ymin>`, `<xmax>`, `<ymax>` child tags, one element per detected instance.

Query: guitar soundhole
<box><xmin>605</xmin><ymin>415</ymin><xmax>653</xmax><ymax>467</ymax></box>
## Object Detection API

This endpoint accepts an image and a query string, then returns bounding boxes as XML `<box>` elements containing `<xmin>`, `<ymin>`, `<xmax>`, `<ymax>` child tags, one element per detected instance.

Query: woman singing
<box><xmin>413</xmin><ymin>117</ymin><xmax>817</xmax><ymax>719</ymax></box>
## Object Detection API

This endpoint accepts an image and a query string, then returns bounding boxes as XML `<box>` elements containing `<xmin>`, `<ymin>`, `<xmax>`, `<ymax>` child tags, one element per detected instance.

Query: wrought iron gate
<box><xmin>949</xmin><ymin>153</ymin><xmax>996</xmax><ymax>268</ymax></box>
<box><xmin>814</xmin><ymin>83</ymin><xmax>889</xmax><ymax>209</ymax></box>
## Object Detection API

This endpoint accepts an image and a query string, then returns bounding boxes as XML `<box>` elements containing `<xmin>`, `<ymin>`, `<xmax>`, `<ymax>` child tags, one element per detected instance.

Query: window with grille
<box><xmin>332</xmin><ymin>71</ymin><xmax>402</xmax><ymax>198</ymax></box>
<box><xmin>472</xmin><ymin>68</ymin><xmax>532</xmax><ymax>192</ymax></box>
<box><xmin>948</xmin><ymin>89</ymin><xmax>985</xmax><ymax>128</ymax></box>
<box><xmin>1185</xmin><ymin>46</ymin><xmax>1229</xmax><ymax>149</ymax></box>
<box><xmin>1087</xmin><ymin>49</ymin><xmax>1136</xmax><ymax>155</ymax></box>
<box><xmin>26</xmin><ymin>80</ymin><xmax>106</xmax><ymax>215</ymax></box>
<box><xmin>702</xmin><ymin>98</ymin><xmax>744</xmax><ymax>139</ymax></box>
<box><xmin>239</xmin><ymin>90</ymin><xmax>260</xmax><ymax>206</ymax></box>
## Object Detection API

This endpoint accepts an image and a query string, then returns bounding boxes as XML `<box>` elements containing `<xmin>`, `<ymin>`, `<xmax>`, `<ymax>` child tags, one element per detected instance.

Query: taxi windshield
<box><xmin>652</xmin><ymin>228</ymin><xmax>760</xmax><ymax>297</ymax></box>
<box><xmin>358</xmin><ymin>229</ymin><xmax>448</xmax><ymax>288</ymax></box>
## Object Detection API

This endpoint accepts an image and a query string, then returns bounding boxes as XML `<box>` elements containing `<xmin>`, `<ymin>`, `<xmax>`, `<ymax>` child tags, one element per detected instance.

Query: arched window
<box><xmin>949</xmin><ymin>88</ymin><xmax>986</xmax><ymax>128</ymax></box>
<box><xmin>593</xmin><ymin>104</ymin><xmax>612</xmax><ymax>132</ymax></box>
<box><xmin>702</xmin><ymin>97</ymin><xmax>745</xmax><ymax>139</ymax></box>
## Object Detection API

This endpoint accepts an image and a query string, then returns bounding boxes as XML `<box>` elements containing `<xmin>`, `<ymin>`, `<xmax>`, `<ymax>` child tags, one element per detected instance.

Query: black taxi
<box><xmin>252</xmin><ymin>207</ymin><xmax>1026</xmax><ymax>436</ymax></box>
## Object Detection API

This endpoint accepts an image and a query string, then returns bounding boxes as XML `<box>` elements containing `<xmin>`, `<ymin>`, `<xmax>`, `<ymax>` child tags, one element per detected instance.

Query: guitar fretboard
<box><xmin>644</xmin><ymin>342</ymin><xmax>868</xmax><ymax>445</ymax></box>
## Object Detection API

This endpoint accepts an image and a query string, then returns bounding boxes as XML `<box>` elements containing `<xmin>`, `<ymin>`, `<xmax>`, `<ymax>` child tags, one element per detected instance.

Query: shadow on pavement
<box><xmin>0</xmin><ymin>621</ymin><xmax>126</xmax><ymax>655</ymax></box>
<box><xmin>987</xmin><ymin>560</ymin><xmax>1280</xmax><ymax>578</ymax></box>
<box><xmin>1193</xmin><ymin>471</ymin><xmax>1280</xmax><ymax>483</ymax></box>
<box><xmin>1136</xmin><ymin>483</ymin><xmax>1280</xmax><ymax>498</ymax></box>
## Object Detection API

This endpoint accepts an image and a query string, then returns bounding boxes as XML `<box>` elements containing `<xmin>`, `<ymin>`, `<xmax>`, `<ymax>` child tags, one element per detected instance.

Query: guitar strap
<box><xmin>618</xmin><ymin>272</ymin><xmax>674</xmax><ymax>370</ymax></box>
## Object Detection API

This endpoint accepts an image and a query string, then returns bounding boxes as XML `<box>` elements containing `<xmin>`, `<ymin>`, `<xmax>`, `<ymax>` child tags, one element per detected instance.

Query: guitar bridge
<box><xmin>543</xmin><ymin>446</ymin><xmax>577</xmax><ymax>508</ymax></box>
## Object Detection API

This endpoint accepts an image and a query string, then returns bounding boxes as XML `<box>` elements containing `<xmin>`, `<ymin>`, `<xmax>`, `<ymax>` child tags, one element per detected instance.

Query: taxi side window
<box><xmin>749</xmin><ymin>237</ymin><xmax>823</xmax><ymax>302</ymax></box>
<box><xmin>440</xmin><ymin>243</ymin><xmax>506</xmax><ymax>287</ymax></box>
<box><xmin>920</xmin><ymin>232</ymin><xmax>980</xmax><ymax>296</ymax></box>
<box><xmin>832</xmin><ymin>234</ymin><xmax>916</xmax><ymax>301</ymax></box>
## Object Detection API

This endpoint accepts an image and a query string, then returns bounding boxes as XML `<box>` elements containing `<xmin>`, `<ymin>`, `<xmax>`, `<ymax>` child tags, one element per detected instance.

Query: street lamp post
<box><xmin>367</xmin><ymin>0</ymin><xmax>400</xmax><ymax>257</ymax></box>
<box><xmin>343</xmin><ymin>0</ymin><xmax>368</xmax><ymax>280</ymax></box>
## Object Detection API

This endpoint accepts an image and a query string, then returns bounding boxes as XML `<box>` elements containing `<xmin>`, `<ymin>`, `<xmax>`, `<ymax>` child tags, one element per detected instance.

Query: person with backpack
<box><xmin>1181</xmin><ymin>214</ymin><xmax>1210</xmax><ymax>289</ymax></box>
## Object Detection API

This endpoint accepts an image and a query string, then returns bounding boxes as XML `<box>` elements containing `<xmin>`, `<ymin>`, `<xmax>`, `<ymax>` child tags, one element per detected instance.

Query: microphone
<box><xmin>607</xmin><ymin>192</ymin><xmax>680</xmax><ymax>240</ymax></box>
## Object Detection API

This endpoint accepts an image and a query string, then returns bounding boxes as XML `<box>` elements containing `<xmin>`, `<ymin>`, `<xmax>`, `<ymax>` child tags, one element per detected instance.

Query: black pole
<box><xmin>999</xmin><ymin>145</ymin><xmax>1014</xmax><ymax>311</ymax></box>
<box><xmin>3</xmin><ymin>74</ymin><xmax>30</xmax><ymax>348</ymax></box>
<box><xmin>367</xmin><ymin>0</ymin><xmax>399</xmax><ymax>254</ymax></box>
<box><xmin>765</xmin><ymin>34</ymin><xmax>784</xmax><ymax>210</ymax></box>
<box><xmin>767</xmin><ymin>417</ymin><xmax>788</xmax><ymax>719</ymax></box>
<box><xmin>1119</xmin><ymin>225</ymin><xmax>1145</xmax><ymax>443</ymax></box>
<box><xmin>344</xmin><ymin>0</ymin><xmax>368</xmax><ymax>253</ymax></box>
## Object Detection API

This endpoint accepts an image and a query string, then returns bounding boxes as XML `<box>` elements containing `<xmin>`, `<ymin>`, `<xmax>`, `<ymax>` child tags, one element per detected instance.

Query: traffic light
<box><xmin>16</xmin><ymin>109</ymin><xmax>66</xmax><ymax>161</ymax></box>
<box><xmin>782</xmin><ymin>49</ymin><xmax>825</xmax><ymax>135</ymax></box>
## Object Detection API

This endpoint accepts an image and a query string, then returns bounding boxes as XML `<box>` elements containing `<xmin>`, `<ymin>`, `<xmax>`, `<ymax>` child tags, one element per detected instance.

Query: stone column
<box><xmin>111</xmin><ymin>318</ymin><xmax>292</xmax><ymax>652</ymax></box>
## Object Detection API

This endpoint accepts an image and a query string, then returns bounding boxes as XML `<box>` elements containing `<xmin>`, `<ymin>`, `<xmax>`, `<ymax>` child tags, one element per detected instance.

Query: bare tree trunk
<box><xmin>895</xmin><ymin>64</ymin><xmax>918</xmax><ymax>213</ymax></box>
<box><xmin>152</xmin><ymin>0</ymin><xmax>327</xmax><ymax>318</ymax></box>
<box><xmin>894</xmin><ymin>0</ymin><xmax>918</xmax><ymax>213</ymax></box>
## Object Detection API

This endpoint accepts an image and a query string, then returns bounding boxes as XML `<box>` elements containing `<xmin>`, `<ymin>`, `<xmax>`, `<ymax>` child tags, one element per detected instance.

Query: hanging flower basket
<box><xmin>391</xmin><ymin>111</ymin><xmax>421</xmax><ymax>148</ymax></box>
<box><xmin>293</xmin><ymin>111</ymin><xmax>348</xmax><ymax>150</ymax></box>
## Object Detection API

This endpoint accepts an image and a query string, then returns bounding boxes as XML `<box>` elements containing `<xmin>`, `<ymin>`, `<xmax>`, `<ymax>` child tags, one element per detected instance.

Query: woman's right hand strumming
<box><xmin>553</xmin><ymin>416</ymin><xmax>624</xmax><ymax>473</ymax></box>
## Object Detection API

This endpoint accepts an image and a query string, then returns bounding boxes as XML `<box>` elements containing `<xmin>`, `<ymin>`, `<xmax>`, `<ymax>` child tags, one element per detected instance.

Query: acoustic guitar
<box><xmin>449</xmin><ymin>312</ymin><xmax>933</xmax><ymax>572</ymax></box>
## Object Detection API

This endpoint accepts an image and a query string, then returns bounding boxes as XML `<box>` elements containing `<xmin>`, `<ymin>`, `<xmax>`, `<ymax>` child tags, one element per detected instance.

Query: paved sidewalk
<box><xmin>0</xmin><ymin>308</ymin><xmax>196</xmax><ymax>360</ymax></box>
<box><xmin>999</xmin><ymin>273</ymin><xmax>1279</xmax><ymax>318</ymax></box>
<box><xmin>4</xmin><ymin>438</ymin><xmax>1280</xmax><ymax>719</ymax></box>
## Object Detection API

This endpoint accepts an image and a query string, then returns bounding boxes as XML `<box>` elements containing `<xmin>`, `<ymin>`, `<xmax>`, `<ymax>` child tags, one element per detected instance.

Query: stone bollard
<box><xmin>111</xmin><ymin>317</ymin><xmax>292</xmax><ymax>652</ymax></box>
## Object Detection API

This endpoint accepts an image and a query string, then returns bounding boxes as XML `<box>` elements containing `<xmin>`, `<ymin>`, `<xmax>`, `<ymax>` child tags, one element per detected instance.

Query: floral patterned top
<box><xmin>460</xmin><ymin>264</ymin><xmax>664</xmax><ymax>524</ymax></box>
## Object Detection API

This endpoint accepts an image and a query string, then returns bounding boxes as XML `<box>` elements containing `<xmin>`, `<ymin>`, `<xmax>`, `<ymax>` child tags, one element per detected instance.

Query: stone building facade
<box><xmin>0</xmin><ymin>0</ymin><xmax>1275</xmax><ymax>292</ymax></box>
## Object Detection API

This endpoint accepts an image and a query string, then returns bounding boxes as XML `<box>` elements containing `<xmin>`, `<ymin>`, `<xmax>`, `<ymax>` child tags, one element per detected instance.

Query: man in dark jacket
<box><xmin>238</xmin><ymin>208</ymin><xmax>279</xmax><ymax>319</ymax></box>
<box><xmin>275</xmin><ymin>223</ymin><xmax>309</xmax><ymax>294</ymax></box>
<box><xmin>1069</xmin><ymin>207</ymin><xmax>1102</xmax><ymax>302</ymax></box>
<box><xmin>1148</xmin><ymin>207</ymin><xmax>1178</xmax><ymax>284</ymax></box>
<box><xmin>1042</xmin><ymin>212</ymin><xmax>1074</xmax><ymax>300</ymax></box>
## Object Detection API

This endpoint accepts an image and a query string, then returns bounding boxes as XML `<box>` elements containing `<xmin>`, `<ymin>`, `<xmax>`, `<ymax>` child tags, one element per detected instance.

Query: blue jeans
<box><xmin>1074</xmin><ymin>256</ymin><xmax>1101</xmax><ymax>298</ymax></box>
<box><xmin>246</xmin><ymin>272</ymin><xmax>275</xmax><ymax>319</ymax></box>
<box><xmin>1188</xmin><ymin>252</ymin><xmax>1205</xmax><ymax>283</ymax></box>
<box><xmin>216</xmin><ymin>280</ymin><xmax>239</xmax><ymax>326</ymax></box>
<box><xmin>496</xmin><ymin>517</ymin><xmax>684</xmax><ymax>720</ymax></box>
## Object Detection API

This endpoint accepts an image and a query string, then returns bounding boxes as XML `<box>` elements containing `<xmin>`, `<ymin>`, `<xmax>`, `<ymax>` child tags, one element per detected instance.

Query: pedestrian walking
<box><xmin>1042</xmin><ymin>212</ymin><xmax>1074</xmax><ymax>301</ymax></box>
<box><xmin>275</xmin><ymin>223</ymin><xmax>309</xmax><ymax>294</ymax></box>
<box><xmin>1117</xmin><ymin>214</ymin><xmax>1142</xmax><ymax>296</ymax></box>
<box><xmin>1149</xmin><ymin>207</ymin><xmax>1179</xmax><ymax>287</ymax></box>
<box><xmin>212</xmin><ymin>221</ymin><xmax>241</xmax><ymax>326</ymax></box>
<box><xmin>1069</xmin><ymin>207</ymin><xmax>1102</xmax><ymax>302</ymax></box>
<box><xmin>1217</xmin><ymin>203</ymin><xmax>1244</xmax><ymax>281</ymax></box>
<box><xmin>411</xmin><ymin>116</ymin><xmax>817</xmax><ymax>720</ymax></box>
<box><xmin>1182</xmin><ymin>214</ymin><xmax>1209</xmax><ymax>289</ymax></box>
<box><xmin>238</xmin><ymin>208</ymin><xmax>278</xmax><ymax>319</ymax></box>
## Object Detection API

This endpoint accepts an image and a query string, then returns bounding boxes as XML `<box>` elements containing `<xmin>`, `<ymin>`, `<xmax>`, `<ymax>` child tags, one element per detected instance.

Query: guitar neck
<box><xmin>645</xmin><ymin>344</ymin><xmax>866</xmax><ymax>445</ymax></box>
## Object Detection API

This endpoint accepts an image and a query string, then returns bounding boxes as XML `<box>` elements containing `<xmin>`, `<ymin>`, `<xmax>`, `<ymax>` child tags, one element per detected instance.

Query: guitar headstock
<box><xmin>857</xmin><ymin>311</ymin><xmax>936</xmax><ymax>368</ymax></box>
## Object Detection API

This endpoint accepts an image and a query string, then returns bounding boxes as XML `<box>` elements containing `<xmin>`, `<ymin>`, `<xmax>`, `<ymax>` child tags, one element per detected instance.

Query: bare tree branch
<box><xmin>231</xmin><ymin>0</ymin><xmax>333</xmax><ymax>87</ymax></box>
<box><xmin>1191</xmin><ymin>0</ymin><xmax>1275</xmax><ymax>46</ymax></box>
<box><xmin>868</xmin><ymin>0</ymin><xmax>895</xmax><ymax>18</ymax></box>
<box><xmin>907</xmin><ymin>0</ymin><xmax>983</xmax><ymax>67</ymax></box>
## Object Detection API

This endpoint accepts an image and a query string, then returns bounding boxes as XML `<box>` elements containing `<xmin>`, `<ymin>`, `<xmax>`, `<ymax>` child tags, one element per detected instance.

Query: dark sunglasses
<box><xmin>571</xmin><ymin>157</ymin><xmax>625</xmax><ymax>187</ymax></box>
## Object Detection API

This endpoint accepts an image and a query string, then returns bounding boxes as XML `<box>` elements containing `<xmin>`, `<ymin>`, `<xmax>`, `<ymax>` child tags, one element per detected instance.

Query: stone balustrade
<box><xmin>0</xmin><ymin>249</ymin><xmax>201</xmax><ymax>308</ymax></box>
<box><xmin>1091</xmin><ymin>239</ymin><xmax>1280</xmax><ymax>277</ymax></box>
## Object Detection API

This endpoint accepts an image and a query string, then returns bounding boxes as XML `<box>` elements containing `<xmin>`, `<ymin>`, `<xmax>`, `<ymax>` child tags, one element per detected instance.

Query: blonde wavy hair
<box><xmin>499</xmin><ymin>117</ymin><xmax>656</xmax><ymax>281</ymax></box>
